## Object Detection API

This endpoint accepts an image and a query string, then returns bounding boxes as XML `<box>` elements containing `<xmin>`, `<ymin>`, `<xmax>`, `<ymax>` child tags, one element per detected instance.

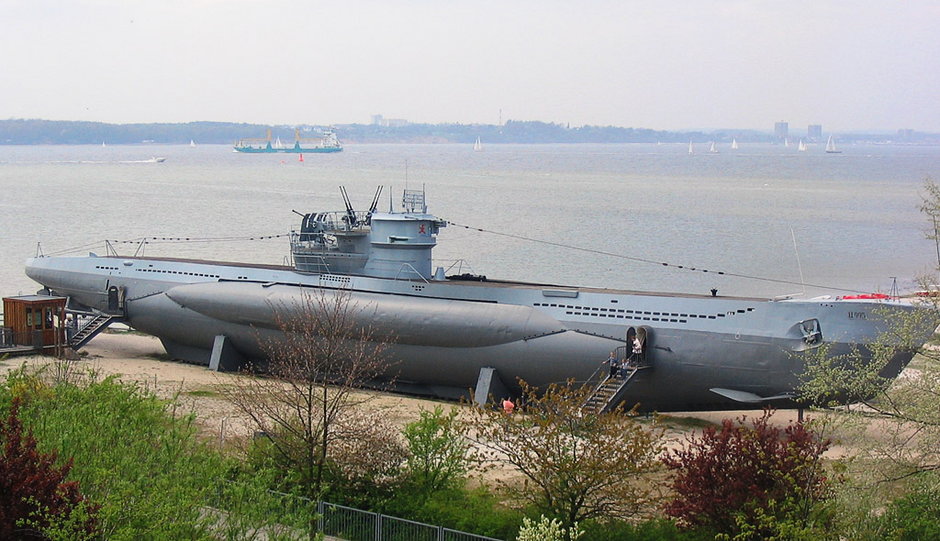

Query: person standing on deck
<box><xmin>630</xmin><ymin>337</ymin><xmax>643</xmax><ymax>367</ymax></box>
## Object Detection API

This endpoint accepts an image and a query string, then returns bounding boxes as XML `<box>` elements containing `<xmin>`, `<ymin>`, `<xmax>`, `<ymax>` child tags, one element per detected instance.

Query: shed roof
<box><xmin>3</xmin><ymin>295</ymin><xmax>68</xmax><ymax>303</ymax></box>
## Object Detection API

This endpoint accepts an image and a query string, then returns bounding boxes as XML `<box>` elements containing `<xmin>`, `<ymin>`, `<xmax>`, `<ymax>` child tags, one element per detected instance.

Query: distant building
<box><xmin>807</xmin><ymin>124</ymin><xmax>822</xmax><ymax>141</ymax></box>
<box><xmin>370</xmin><ymin>114</ymin><xmax>408</xmax><ymax>128</ymax></box>
<box><xmin>774</xmin><ymin>121</ymin><xmax>789</xmax><ymax>141</ymax></box>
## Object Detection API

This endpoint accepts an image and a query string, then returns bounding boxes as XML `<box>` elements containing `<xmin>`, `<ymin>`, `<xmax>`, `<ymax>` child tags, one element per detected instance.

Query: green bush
<box><xmin>210</xmin><ymin>474</ymin><xmax>320</xmax><ymax>539</ymax></box>
<box><xmin>4</xmin><ymin>375</ymin><xmax>226</xmax><ymax>539</ymax></box>
<box><xmin>401</xmin><ymin>405</ymin><xmax>470</xmax><ymax>494</ymax></box>
<box><xmin>880</xmin><ymin>474</ymin><xmax>940</xmax><ymax>540</ymax></box>
<box><xmin>381</xmin><ymin>484</ymin><xmax>523</xmax><ymax>539</ymax></box>
<box><xmin>0</xmin><ymin>399</ymin><xmax>98</xmax><ymax>539</ymax></box>
<box><xmin>0</xmin><ymin>369</ymin><xmax>301</xmax><ymax>539</ymax></box>
<box><xmin>579</xmin><ymin>518</ymin><xmax>710</xmax><ymax>541</ymax></box>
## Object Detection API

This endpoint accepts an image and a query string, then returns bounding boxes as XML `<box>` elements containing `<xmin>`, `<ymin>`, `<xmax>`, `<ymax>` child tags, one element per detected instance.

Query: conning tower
<box><xmin>290</xmin><ymin>188</ymin><xmax>446</xmax><ymax>280</ymax></box>
<box><xmin>364</xmin><ymin>189</ymin><xmax>445</xmax><ymax>280</ymax></box>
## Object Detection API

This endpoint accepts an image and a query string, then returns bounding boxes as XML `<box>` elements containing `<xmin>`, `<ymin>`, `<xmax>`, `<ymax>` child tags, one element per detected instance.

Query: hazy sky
<box><xmin>2</xmin><ymin>1</ymin><xmax>938</xmax><ymax>131</ymax></box>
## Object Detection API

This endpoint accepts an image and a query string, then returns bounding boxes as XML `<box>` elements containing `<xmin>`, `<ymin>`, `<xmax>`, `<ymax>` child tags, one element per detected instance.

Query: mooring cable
<box><xmin>443</xmin><ymin>219</ymin><xmax>868</xmax><ymax>294</ymax></box>
<box><xmin>42</xmin><ymin>221</ymin><xmax>870</xmax><ymax>294</ymax></box>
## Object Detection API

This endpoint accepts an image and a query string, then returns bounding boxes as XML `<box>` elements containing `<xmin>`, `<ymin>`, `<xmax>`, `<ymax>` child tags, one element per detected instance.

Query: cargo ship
<box><xmin>234</xmin><ymin>128</ymin><xmax>342</xmax><ymax>153</ymax></box>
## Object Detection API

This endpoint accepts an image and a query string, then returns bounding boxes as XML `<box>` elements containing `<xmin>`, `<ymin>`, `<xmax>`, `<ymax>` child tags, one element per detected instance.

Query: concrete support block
<box><xmin>473</xmin><ymin>366</ymin><xmax>509</xmax><ymax>407</ymax></box>
<box><xmin>208</xmin><ymin>334</ymin><xmax>245</xmax><ymax>372</ymax></box>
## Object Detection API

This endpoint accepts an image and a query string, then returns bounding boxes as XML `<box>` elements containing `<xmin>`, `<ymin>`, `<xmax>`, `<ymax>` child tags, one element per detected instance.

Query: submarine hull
<box><xmin>24</xmin><ymin>250</ymin><xmax>929</xmax><ymax>412</ymax></box>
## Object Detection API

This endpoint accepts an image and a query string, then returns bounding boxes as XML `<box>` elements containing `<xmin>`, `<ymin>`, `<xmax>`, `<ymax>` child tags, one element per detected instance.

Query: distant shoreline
<box><xmin>3</xmin><ymin>118</ymin><xmax>937</xmax><ymax>146</ymax></box>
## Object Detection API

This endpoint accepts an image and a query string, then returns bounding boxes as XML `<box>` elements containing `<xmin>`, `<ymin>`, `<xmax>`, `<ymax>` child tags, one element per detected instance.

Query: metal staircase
<box><xmin>68</xmin><ymin>314</ymin><xmax>117</xmax><ymax>349</ymax></box>
<box><xmin>582</xmin><ymin>366</ymin><xmax>648</xmax><ymax>414</ymax></box>
<box><xmin>582</xmin><ymin>327</ymin><xmax>654</xmax><ymax>414</ymax></box>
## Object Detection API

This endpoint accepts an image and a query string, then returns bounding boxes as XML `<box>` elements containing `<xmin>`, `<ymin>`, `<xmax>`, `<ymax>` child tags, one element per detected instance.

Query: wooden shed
<box><xmin>2</xmin><ymin>295</ymin><xmax>67</xmax><ymax>349</ymax></box>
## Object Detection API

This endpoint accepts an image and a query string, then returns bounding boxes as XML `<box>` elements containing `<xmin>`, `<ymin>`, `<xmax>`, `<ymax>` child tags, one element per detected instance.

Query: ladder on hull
<box><xmin>582</xmin><ymin>366</ymin><xmax>649</xmax><ymax>414</ymax></box>
<box><xmin>68</xmin><ymin>314</ymin><xmax>117</xmax><ymax>350</ymax></box>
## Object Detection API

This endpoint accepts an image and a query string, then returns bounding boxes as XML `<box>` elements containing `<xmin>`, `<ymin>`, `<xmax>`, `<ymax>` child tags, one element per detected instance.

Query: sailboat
<box><xmin>798</xmin><ymin>140</ymin><xmax>807</xmax><ymax>152</ymax></box>
<box><xmin>709</xmin><ymin>142</ymin><xmax>719</xmax><ymax>154</ymax></box>
<box><xmin>688</xmin><ymin>141</ymin><xmax>694</xmax><ymax>155</ymax></box>
<box><xmin>731</xmin><ymin>138</ymin><xmax>738</xmax><ymax>150</ymax></box>
<box><xmin>825</xmin><ymin>135</ymin><xmax>841</xmax><ymax>154</ymax></box>
<box><xmin>473</xmin><ymin>137</ymin><xmax>482</xmax><ymax>152</ymax></box>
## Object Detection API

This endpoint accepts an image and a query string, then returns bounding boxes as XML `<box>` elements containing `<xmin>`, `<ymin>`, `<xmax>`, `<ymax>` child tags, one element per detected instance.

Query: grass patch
<box><xmin>102</xmin><ymin>327</ymin><xmax>149</xmax><ymax>336</ymax></box>
<box><xmin>186</xmin><ymin>389</ymin><xmax>219</xmax><ymax>398</ymax></box>
<box><xmin>656</xmin><ymin>414</ymin><xmax>719</xmax><ymax>430</ymax></box>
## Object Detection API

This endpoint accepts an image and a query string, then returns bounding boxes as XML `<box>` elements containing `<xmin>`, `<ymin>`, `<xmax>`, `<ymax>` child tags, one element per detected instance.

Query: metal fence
<box><xmin>213</xmin><ymin>481</ymin><xmax>503</xmax><ymax>541</ymax></box>
<box><xmin>317</xmin><ymin>500</ymin><xmax>503</xmax><ymax>541</ymax></box>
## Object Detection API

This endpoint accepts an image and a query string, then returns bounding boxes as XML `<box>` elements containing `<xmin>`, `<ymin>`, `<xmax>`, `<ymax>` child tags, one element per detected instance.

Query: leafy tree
<box><xmin>0</xmin><ymin>398</ymin><xmax>98</xmax><ymax>539</ymax></box>
<box><xmin>662</xmin><ymin>409</ymin><xmax>833</xmax><ymax>539</ymax></box>
<box><xmin>465</xmin><ymin>379</ymin><xmax>663</xmax><ymax>540</ymax></box>
<box><xmin>402</xmin><ymin>405</ymin><xmax>470</xmax><ymax>494</ymax></box>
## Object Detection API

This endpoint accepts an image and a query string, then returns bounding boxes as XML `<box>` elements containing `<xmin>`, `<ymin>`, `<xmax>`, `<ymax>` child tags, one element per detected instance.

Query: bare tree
<box><xmin>222</xmin><ymin>287</ymin><xmax>395</xmax><ymax>503</ymax></box>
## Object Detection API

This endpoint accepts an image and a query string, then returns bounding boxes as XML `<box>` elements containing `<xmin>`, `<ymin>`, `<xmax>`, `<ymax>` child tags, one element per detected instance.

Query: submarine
<box><xmin>24</xmin><ymin>187</ymin><xmax>930</xmax><ymax>411</ymax></box>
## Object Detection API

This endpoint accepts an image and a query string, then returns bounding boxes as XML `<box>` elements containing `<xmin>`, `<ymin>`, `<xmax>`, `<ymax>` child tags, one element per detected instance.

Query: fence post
<box><xmin>317</xmin><ymin>500</ymin><xmax>323</xmax><ymax>534</ymax></box>
<box><xmin>376</xmin><ymin>511</ymin><xmax>382</xmax><ymax>541</ymax></box>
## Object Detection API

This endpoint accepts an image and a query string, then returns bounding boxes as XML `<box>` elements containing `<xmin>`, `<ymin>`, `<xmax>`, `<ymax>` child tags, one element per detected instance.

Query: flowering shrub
<box><xmin>662</xmin><ymin>409</ymin><xmax>832</xmax><ymax>537</ymax></box>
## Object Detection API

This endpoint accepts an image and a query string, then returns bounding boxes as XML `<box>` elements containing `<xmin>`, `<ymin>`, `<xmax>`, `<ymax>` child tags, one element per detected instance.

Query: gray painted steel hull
<box><xmin>24</xmin><ymin>254</ymin><xmax>924</xmax><ymax>411</ymax></box>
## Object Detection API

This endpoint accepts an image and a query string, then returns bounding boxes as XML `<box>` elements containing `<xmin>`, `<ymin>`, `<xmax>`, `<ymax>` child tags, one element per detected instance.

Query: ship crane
<box><xmin>233</xmin><ymin>128</ymin><xmax>274</xmax><ymax>147</ymax></box>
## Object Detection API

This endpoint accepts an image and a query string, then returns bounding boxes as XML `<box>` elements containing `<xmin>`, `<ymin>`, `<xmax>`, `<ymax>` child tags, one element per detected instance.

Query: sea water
<box><xmin>0</xmin><ymin>142</ymin><xmax>938</xmax><ymax>302</ymax></box>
